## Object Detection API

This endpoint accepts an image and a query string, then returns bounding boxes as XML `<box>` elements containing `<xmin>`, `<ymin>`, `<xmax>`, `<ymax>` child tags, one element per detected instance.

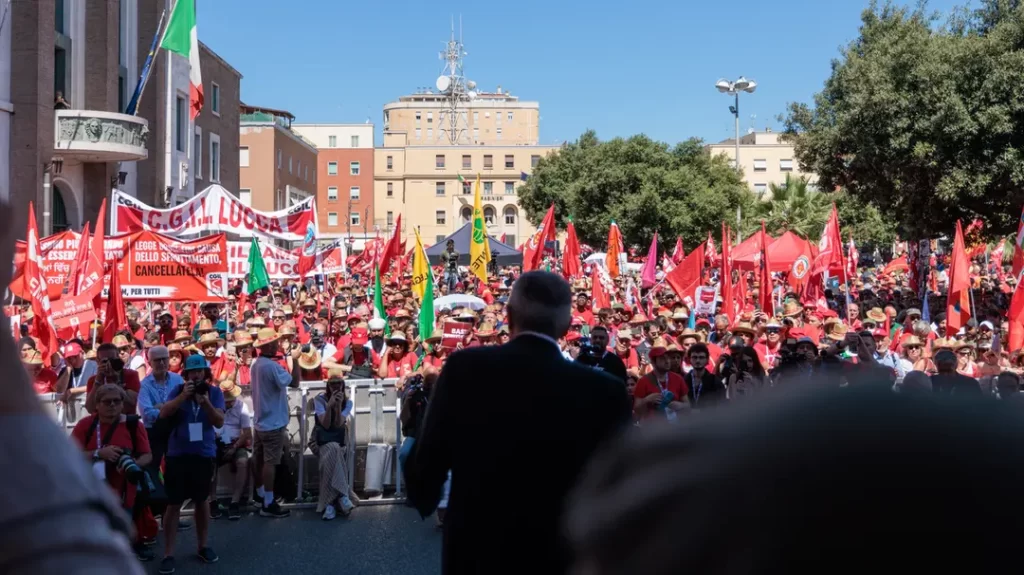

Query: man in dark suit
<box><xmin>406</xmin><ymin>271</ymin><xmax>631</xmax><ymax>575</ymax></box>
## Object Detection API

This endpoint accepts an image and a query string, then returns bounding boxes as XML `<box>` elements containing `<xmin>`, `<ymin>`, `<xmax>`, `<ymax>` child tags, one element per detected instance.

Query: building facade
<box><xmin>706</xmin><ymin>130</ymin><xmax>816</xmax><ymax>197</ymax></box>
<box><xmin>190</xmin><ymin>42</ymin><xmax>242</xmax><ymax>198</ymax></box>
<box><xmin>239</xmin><ymin>104</ymin><xmax>317</xmax><ymax>220</ymax></box>
<box><xmin>290</xmin><ymin>124</ymin><xmax>374</xmax><ymax>238</ymax></box>
<box><xmin>383</xmin><ymin>89</ymin><xmax>540</xmax><ymax>147</ymax></box>
<box><xmin>375</xmin><ymin>130</ymin><xmax>557</xmax><ymax>248</ymax></box>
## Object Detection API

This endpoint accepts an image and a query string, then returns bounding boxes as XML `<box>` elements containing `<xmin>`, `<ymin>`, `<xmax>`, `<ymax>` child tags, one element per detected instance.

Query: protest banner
<box><xmin>110</xmin><ymin>184</ymin><xmax>317</xmax><ymax>241</ymax></box>
<box><xmin>441</xmin><ymin>319</ymin><xmax>470</xmax><ymax>351</ymax></box>
<box><xmin>693</xmin><ymin>286</ymin><xmax>719</xmax><ymax>316</ymax></box>
<box><xmin>226</xmin><ymin>240</ymin><xmax>346</xmax><ymax>279</ymax></box>
<box><xmin>51</xmin><ymin>293</ymin><xmax>97</xmax><ymax>339</ymax></box>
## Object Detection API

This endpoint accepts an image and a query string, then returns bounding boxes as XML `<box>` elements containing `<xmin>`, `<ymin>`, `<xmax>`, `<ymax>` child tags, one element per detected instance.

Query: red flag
<box><xmin>24</xmin><ymin>203</ymin><xmax>59</xmax><ymax>366</ymax></box>
<box><xmin>102</xmin><ymin>260</ymin><xmax>127</xmax><ymax>344</ymax></box>
<box><xmin>562</xmin><ymin>218</ymin><xmax>581</xmax><ymax>279</ymax></box>
<box><xmin>661</xmin><ymin>255</ymin><xmax>675</xmax><ymax>274</ymax></box>
<box><xmin>499</xmin><ymin>233</ymin><xmax>507</xmax><ymax>244</ymax></box>
<box><xmin>375</xmin><ymin>214</ymin><xmax>402</xmax><ymax>278</ymax></box>
<box><xmin>812</xmin><ymin>205</ymin><xmax>844</xmax><ymax>278</ymax></box>
<box><xmin>758</xmin><ymin>221</ymin><xmax>774</xmax><ymax>315</ymax></box>
<box><xmin>882</xmin><ymin>254</ymin><xmax>909</xmax><ymax>275</ymax></box>
<box><xmin>605</xmin><ymin>222</ymin><xmax>623</xmax><ymax>278</ymax></box>
<box><xmin>671</xmin><ymin>236</ymin><xmax>684</xmax><ymax>264</ymax></box>
<box><xmin>81</xmin><ymin>199</ymin><xmax>107</xmax><ymax>304</ymax></box>
<box><xmin>705</xmin><ymin>231</ymin><xmax>718</xmax><ymax>267</ymax></box>
<box><xmin>992</xmin><ymin>239</ymin><xmax>1006</xmax><ymax>281</ymax></box>
<box><xmin>720</xmin><ymin>222</ymin><xmax>733</xmax><ymax>322</ymax></box>
<box><xmin>665</xmin><ymin>243</ymin><xmax>705</xmax><ymax>306</ymax></box>
<box><xmin>946</xmin><ymin>220</ymin><xmax>971</xmax><ymax>336</ymax></box>
<box><xmin>846</xmin><ymin>235</ymin><xmax>858</xmax><ymax>280</ymax></box>
<box><xmin>591</xmin><ymin>265</ymin><xmax>611</xmax><ymax>311</ymax></box>
<box><xmin>523</xmin><ymin>204</ymin><xmax>556</xmax><ymax>272</ymax></box>
<box><xmin>1009</xmin><ymin>282</ymin><xmax>1024</xmax><ymax>352</ymax></box>
<box><xmin>1015</xmin><ymin>206</ymin><xmax>1024</xmax><ymax>280</ymax></box>
<box><xmin>640</xmin><ymin>232</ymin><xmax>658</xmax><ymax>288</ymax></box>
<box><xmin>62</xmin><ymin>222</ymin><xmax>90</xmax><ymax>296</ymax></box>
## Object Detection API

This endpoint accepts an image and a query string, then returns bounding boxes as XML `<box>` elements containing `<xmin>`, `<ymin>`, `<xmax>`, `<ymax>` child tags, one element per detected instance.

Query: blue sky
<box><xmin>198</xmin><ymin>0</ymin><xmax>963</xmax><ymax>147</ymax></box>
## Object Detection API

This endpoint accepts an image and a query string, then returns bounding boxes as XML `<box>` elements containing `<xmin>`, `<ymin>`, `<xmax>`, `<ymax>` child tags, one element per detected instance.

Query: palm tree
<box><xmin>750</xmin><ymin>174</ymin><xmax>831</xmax><ymax>239</ymax></box>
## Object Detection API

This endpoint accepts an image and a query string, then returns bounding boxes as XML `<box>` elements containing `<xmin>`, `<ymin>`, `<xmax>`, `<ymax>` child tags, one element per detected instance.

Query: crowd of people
<box><xmin>13</xmin><ymin>239</ymin><xmax>1024</xmax><ymax>572</ymax></box>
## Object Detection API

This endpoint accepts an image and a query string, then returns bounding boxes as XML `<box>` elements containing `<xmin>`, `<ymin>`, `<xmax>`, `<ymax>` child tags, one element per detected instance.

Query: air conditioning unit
<box><xmin>179</xmin><ymin>162</ymin><xmax>190</xmax><ymax>189</ymax></box>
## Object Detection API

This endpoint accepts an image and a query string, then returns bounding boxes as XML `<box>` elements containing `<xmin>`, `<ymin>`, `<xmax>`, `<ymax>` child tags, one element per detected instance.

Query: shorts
<box><xmin>254</xmin><ymin>427</ymin><xmax>289</xmax><ymax>466</ymax></box>
<box><xmin>164</xmin><ymin>455</ymin><xmax>216</xmax><ymax>505</ymax></box>
<box><xmin>216</xmin><ymin>443</ymin><xmax>251</xmax><ymax>469</ymax></box>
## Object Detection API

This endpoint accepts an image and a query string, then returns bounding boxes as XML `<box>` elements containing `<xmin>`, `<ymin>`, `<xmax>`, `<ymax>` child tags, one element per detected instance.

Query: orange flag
<box><xmin>606</xmin><ymin>222</ymin><xmax>623</xmax><ymax>278</ymax></box>
<box><xmin>946</xmin><ymin>220</ymin><xmax>971</xmax><ymax>337</ymax></box>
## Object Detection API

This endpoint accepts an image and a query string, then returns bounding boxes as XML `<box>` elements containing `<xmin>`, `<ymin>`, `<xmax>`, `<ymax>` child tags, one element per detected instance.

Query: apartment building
<box><xmin>706</xmin><ymin>130</ymin><xmax>817</xmax><ymax>197</ymax></box>
<box><xmin>239</xmin><ymin>104</ymin><xmax>317</xmax><ymax>218</ymax></box>
<box><xmin>290</xmin><ymin>124</ymin><xmax>374</xmax><ymax>238</ymax></box>
<box><xmin>383</xmin><ymin>88</ymin><xmax>540</xmax><ymax>147</ymax></box>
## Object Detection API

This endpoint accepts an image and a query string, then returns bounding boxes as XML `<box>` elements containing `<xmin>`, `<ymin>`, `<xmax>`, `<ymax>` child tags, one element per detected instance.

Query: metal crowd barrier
<box><xmin>41</xmin><ymin>377</ymin><xmax>407</xmax><ymax>508</ymax></box>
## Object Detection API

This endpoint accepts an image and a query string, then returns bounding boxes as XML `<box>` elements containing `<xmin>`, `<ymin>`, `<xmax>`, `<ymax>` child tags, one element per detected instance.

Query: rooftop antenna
<box><xmin>436</xmin><ymin>16</ymin><xmax>477</xmax><ymax>145</ymax></box>
<box><xmin>748</xmin><ymin>114</ymin><xmax>757</xmax><ymax>135</ymax></box>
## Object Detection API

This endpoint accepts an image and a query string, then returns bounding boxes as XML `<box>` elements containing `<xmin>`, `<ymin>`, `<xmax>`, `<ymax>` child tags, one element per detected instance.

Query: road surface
<box><xmin>144</xmin><ymin>506</ymin><xmax>442</xmax><ymax>575</ymax></box>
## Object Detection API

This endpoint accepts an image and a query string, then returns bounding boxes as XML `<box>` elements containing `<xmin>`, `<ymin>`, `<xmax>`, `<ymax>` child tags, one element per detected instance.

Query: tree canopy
<box><xmin>516</xmin><ymin>130</ymin><xmax>754</xmax><ymax>250</ymax></box>
<box><xmin>781</xmin><ymin>0</ymin><xmax>1024</xmax><ymax>240</ymax></box>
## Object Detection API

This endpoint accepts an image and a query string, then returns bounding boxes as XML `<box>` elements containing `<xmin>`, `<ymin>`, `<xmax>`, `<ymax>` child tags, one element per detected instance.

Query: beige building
<box><xmin>706</xmin><ymin>130</ymin><xmax>816</xmax><ymax>197</ymax></box>
<box><xmin>239</xmin><ymin>104</ymin><xmax>317</xmax><ymax>217</ymax></box>
<box><xmin>383</xmin><ymin>89</ymin><xmax>539</xmax><ymax>147</ymax></box>
<box><xmin>375</xmin><ymin>130</ymin><xmax>557</xmax><ymax>248</ymax></box>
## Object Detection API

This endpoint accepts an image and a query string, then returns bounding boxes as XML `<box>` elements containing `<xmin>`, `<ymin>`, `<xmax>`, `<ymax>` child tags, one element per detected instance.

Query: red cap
<box><xmin>571</xmin><ymin>316</ymin><xmax>583</xmax><ymax>326</ymax></box>
<box><xmin>347</xmin><ymin>312</ymin><xmax>361</xmax><ymax>322</ymax></box>
<box><xmin>872</xmin><ymin>328</ymin><xmax>888</xmax><ymax>338</ymax></box>
<box><xmin>351</xmin><ymin>327</ymin><xmax>369</xmax><ymax>346</ymax></box>
<box><xmin>566</xmin><ymin>331</ymin><xmax>581</xmax><ymax>342</ymax></box>
<box><xmin>648</xmin><ymin>346</ymin><xmax>667</xmax><ymax>359</ymax></box>
<box><xmin>64</xmin><ymin>342</ymin><xmax>83</xmax><ymax>358</ymax></box>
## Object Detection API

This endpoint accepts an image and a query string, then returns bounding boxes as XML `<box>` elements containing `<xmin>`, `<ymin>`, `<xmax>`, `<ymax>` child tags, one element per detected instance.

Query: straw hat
<box><xmin>232</xmin><ymin>330</ymin><xmax>254</xmax><ymax>348</ymax></box>
<box><xmin>825</xmin><ymin>321</ymin><xmax>848</xmax><ymax>342</ymax></box>
<box><xmin>219</xmin><ymin>379</ymin><xmax>242</xmax><ymax>399</ymax></box>
<box><xmin>111</xmin><ymin>334</ymin><xmax>133</xmax><ymax>349</ymax></box>
<box><xmin>731</xmin><ymin>322</ymin><xmax>757</xmax><ymax>337</ymax></box>
<box><xmin>386</xmin><ymin>332</ymin><xmax>409</xmax><ymax>346</ymax></box>
<box><xmin>954</xmin><ymin>340</ymin><xmax>976</xmax><ymax>352</ymax></box>
<box><xmin>865</xmin><ymin>307</ymin><xmax>887</xmax><ymax>323</ymax></box>
<box><xmin>248</xmin><ymin>316</ymin><xmax>266</xmax><ymax>328</ymax></box>
<box><xmin>425</xmin><ymin>328</ymin><xmax>443</xmax><ymax>344</ymax></box>
<box><xmin>195</xmin><ymin>318</ymin><xmax>216</xmax><ymax>334</ymax></box>
<box><xmin>781</xmin><ymin>300</ymin><xmax>803</xmax><ymax>318</ymax></box>
<box><xmin>21</xmin><ymin>349</ymin><xmax>44</xmax><ymax>365</ymax></box>
<box><xmin>167</xmin><ymin>342</ymin><xmax>185</xmax><ymax>355</ymax></box>
<box><xmin>475</xmin><ymin>322</ymin><xmax>498</xmax><ymax>338</ymax></box>
<box><xmin>298</xmin><ymin>348</ymin><xmax>322</xmax><ymax>371</ymax></box>
<box><xmin>196</xmin><ymin>331</ymin><xmax>225</xmax><ymax>348</ymax></box>
<box><xmin>255</xmin><ymin>327</ymin><xmax>281</xmax><ymax>347</ymax></box>
<box><xmin>301</xmin><ymin>298</ymin><xmax>317</xmax><ymax>309</ymax></box>
<box><xmin>677</xmin><ymin>328</ymin><xmax>702</xmax><ymax>343</ymax></box>
<box><xmin>932</xmin><ymin>337</ymin><xmax>956</xmax><ymax>351</ymax></box>
<box><xmin>278</xmin><ymin>323</ymin><xmax>298</xmax><ymax>339</ymax></box>
<box><xmin>900</xmin><ymin>335</ymin><xmax>925</xmax><ymax>349</ymax></box>
<box><xmin>171</xmin><ymin>330</ymin><xmax>193</xmax><ymax>345</ymax></box>
<box><xmin>764</xmin><ymin>318</ymin><xmax>784</xmax><ymax>330</ymax></box>
<box><xmin>665</xmin><ymin>343</ymin><xmax>684</xmax><ymax>355</ymax></box>
<box><xmin>628</xmin><ymin>313</ymin><xmax>648</xmax><ymax>325</ymax></box>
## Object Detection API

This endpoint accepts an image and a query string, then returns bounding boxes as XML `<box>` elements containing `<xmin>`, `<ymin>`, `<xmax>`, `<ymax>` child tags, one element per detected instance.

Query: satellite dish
<box><xmin>436</xmin><ymin>76</ymin><xmax>451</xmax><ymax>92</ymax></box>
<box><xmin>466</xmin><ymin>80</ymin><xmax>477</xmax><ymax>90</ymax></box>
<box><xmin>467</xmin><ymin>90</ymin><xmax>477</xmax><ymax>100</ymax></box>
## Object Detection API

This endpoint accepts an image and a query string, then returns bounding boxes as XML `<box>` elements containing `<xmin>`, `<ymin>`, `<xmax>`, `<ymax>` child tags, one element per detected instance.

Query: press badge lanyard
<box><xmin>188</xmin><ymin>401</ymin><xmax>203</xmax><ymax>443</ymax></box>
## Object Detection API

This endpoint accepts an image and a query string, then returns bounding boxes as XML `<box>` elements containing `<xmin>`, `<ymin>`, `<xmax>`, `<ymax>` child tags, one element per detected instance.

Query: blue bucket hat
<box><xmin>183</xmin><ymin>355</ymin><xmax>210</xmax><ymax>373</ymax></box>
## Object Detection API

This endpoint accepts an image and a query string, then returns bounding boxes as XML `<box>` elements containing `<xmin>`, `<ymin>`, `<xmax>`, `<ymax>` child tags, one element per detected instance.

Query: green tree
<box><xmin>781</xmin><ymin>0</ymin><xmax>1024</xmax><ymax>240</ymax></box>
<box><xmin>517</xmin><ymin>130</ymin><xmax>754</xmax><ymax>250</ymax></box>
<box><xmin>745</xmin><ymin>174</ymin><xmax>831</xmax><ymax>238</ymax></box>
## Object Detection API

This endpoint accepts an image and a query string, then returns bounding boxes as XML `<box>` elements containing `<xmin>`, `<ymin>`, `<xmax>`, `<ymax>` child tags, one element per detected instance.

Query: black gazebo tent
<box><xmin>425</xmin><ymin>222</ymin><xmax>523</xmax><ymax>266</ymax></box>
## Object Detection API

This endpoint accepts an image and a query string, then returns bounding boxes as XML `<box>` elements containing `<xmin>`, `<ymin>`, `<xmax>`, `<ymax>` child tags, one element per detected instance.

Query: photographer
<box><xmin>157</xmin><ymin>355</ymin><xmax>226</xmax><ymax>573</ymax></box>
<box><xmin>71</xmin><ymin>383</ymin><xmax>154</xmax><ymax>562</ymax></box>
<box><xmin>574</xmin><ymin>326</ymin><xmax>628</xmax><ymax>383</ymax></box>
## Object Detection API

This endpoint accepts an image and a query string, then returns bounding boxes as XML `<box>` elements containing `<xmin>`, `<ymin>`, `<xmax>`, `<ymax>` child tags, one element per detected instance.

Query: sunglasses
<box><xmin>958</xmin><ymin>350</ymin><xmax>973</xmax><ymax>356</ymax></box>
<box><xmin>273</xmin><ymin>316</ymin><xmax>285</xmax><ymax>320</ymax></box>
<box><xmin>766</xmin><ymin>328</ymin><xmax>781</xmax><ymax>334</ymax></box>
<box><xmin>100</xmin><ymin>398</ymin><xmax>123</xmax><ymax>406</ymax></box>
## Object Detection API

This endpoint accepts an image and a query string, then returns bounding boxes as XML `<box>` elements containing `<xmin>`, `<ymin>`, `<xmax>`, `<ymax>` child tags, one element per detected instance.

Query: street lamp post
<box><xmin>715</xmin><ymin>77</ymin><xmax>758</xmax><ymax>173</ymax></box>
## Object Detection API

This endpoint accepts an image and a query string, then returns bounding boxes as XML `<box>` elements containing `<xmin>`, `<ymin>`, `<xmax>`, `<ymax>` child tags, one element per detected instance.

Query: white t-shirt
<box><xmin>217</xmin><ymin>400</ymin><xmax>253</xmax><ymax>444</ymax></box>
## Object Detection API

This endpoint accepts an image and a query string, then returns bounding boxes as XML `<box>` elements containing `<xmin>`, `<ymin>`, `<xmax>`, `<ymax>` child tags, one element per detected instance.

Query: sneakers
<box><xmin>197</xmin><ymin>547</ymin><xmax>219</xmax><ymax>564</ymax></box>
<box><xmin>259</xmin><ymin>502</ymin><xmax>290</xmax><ymax>518</ymax></box>
<box><xmin>322</xmin><ymin>504</ymin><xmax>336</xmax><ymax>521</ymax></box>
<box><xmin>158</xmin><ymin>556</ymin><xmax>176</xmax><ymax>574</ymax></box>
<box><xmin>227</xmin><ymin>502</ymin><xmax>242</xmax><ymax>520</ymax></box>
<box><xmin>142</xmin><ymin>536</ymin><xmax>157</xmax><ymax>547</ymax></box>
<box><xmin>339</xmin><ymin>496</ymin><xmax>355</xmax><ymax>516</ymax></box>
<box><xmin>210</xmin><ymin>501</ymin><xmax>224</xmax><ymax>520</ymax></box>
<box><xmin>134</xmin><ymin>543</ymin><xmax>155</xmax><ymax>562</ymax></box>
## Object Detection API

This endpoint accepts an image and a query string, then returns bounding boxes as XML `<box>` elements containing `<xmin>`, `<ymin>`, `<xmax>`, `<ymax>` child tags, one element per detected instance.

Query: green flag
<box><xmin>419</xmin><ymin>264</ymin><xmax>434</xmax><ymax>347</ymax></box>
<box><xmin>373</xmin><ymin>265</ymin><xmax>390</xmax><ymax>337</ymax></box>
<box><xmin>246</xmin><ymin>237</ymin><xmax>270</xmax><ymax>294</ymax></box>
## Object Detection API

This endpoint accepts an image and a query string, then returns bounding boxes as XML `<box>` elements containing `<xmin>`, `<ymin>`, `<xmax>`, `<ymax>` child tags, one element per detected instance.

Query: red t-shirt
<box><xmin>420</xmin><ymin>353</ymin><xmax>445</xmax><ymax>371</ymax></box>
<box><xmin>33</xmin><ymin>368</ymin><xmax>58</xmax><ymax>394</ymax></box>
<box><xmin>632</xmin><ymin>372</ymin><xmax>689</xmax><ymax>419</ymax></box>
<box><xmin>616</xmin><ymin>348</ymin><xmax>640</xmax><ymax>371</ymax></box>
<box><xmin>384</xmin><ymin>352</ymin><xmax>418</xmax><ymax>378</ymax></box>
<box><xmin>572</xmin><ymin>309</ymin><xmax>596</xmax><ymax>327</ymax></box>
<box><xmin>158</xmin><ymin>328</ymin><xmax>177</xmax><ymax>346</ymax></box>
<box><xmin>86</xmin><ymin>370</ymin><xmax>141</xmax><ymax>415</ymax></box>
<box><xmin>71</xmin><ymin>415</ymin><xmax>151</xmax><ymax>509</ymax></box>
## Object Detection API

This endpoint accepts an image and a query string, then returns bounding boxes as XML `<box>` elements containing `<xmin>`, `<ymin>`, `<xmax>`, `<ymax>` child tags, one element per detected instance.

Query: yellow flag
<box><xmin>411</xmin><ymin>227</ymin><xmax>430</xmax><ymax>301</ymax></box>
<box><xmin>469</xmin><ymin>174</ymin><xmax>491</xmax><ymax>283</ymax></box>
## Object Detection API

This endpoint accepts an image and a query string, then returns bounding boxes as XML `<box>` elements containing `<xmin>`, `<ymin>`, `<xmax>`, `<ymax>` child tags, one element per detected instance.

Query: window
<box><xmin>415</xmin><ymin>128</ymin><xmax>421</xmax><ymax>139</ymax></box>
<box><xmin>386</xmin><ymin>155</ymin><xmax>393</xmax><ymax>170</ymax></box>
<box><xmin>496</xmin><ymin>111</ymin><xmax>502</xmax><ymax>124</ymax></box>
<box><xmin>436</xmin><ymin>210</ymin><xmax>446</xmax><ymax>225</ymax></box>
<box><xmin>427</xmin><ymin>128</ymin><xmax>433</xmax><ymax>140</ymax></box>
<box><xmin>328</xmin><ymin>212</ymin><xmax>338</xmax><ymax>226</ymax></box>
<box><xmin>326</xmin><ymin>186</ymin><xmax>339</xmax><ymax>201</ymax></box>
<box><xmin>435</xmin><ymin>154</ymin><xmax>446</xmax><ymax>168</ymax></box>
<box><xmin>504</xmin><ymin>155</ymin><xmax>514</xmax><ymax>169</ymax></box>
<box><xmin>505</xmin><ymin>234</ymin><xmax>516</xmax><ymax>247</ymax></box>
<box><xmin>350</xmin><ymin>161</ymin><xmax>360</xmax><ymax>175</ymax></box>
<box><xmin>531</xmin><ymin>155</ymin><xmax>540</xmax><ymax>168</ymax></box>
<box><xmin>386</xmin><ymin>211</ymin><xmax>393</xmax><ymax>227</ymax></box>
<box><xmin>483</xmin><ymin>181</ymin><xmax>493</xmax><ymax>194</ymax></box>
<box><xmin>473</xmin><ymin>127</ymin><xmax>479</xmax><ymax>142</ymax></box>
<box><xmin>239</xmin><ymin>146</ymin><xmax>249</xmax><ymax>168</ymax></box>
<box><xmin>435</xmin><ymin>182</ymin><xmax>446</xmax><ymax>196</ymax></box>
<box><xmin>780</xmin><ymin>159</ymin><xmax>794</xmax><ymax>172</ymax></box>
<box><xmin>427</xmin><ymin>112</ymin><xmax>433</xmax><ymax>124</ymax></box>
<box><xmin>211</xmin><ymin>82</ymin><xmax>220</xmax><ymax>115</ymax></box>
<box><xmin>305</xmin><ymin>166</ymin><xmax>309</xmax><ymax>181</ymax></box>
<box><xmin>484</xmin><ymin>155</ymin><xmax>493</xmax><ymax>169</ymax></box>
<box><xmin>415</xmin><ymin>111</ymin><xmax>421</xmax><ymax>122</ymax></box>
<box><xmin>297</xmin><ymin>160</ymin><xmax>302</xmax><ymax>178</ymax></box>
<box><xmin>387</xmin><ymin>182</ymin><xmax>393</xmax><ymax>197</ymax></box>
<box><xmin>209</xmin><ymin>134</ymin><xmax>221</xmax><ymax>183</ymax></box>
<box><xmin>175</xmin><ymin>96</ymin><xmax>186</xmax><ymax>151</ymax></box>
<box><xmin>278</xmin><ymin>149</ymin><xmax>282</xmax><ymax>169</ymax></box>
<box><xmin>508</xmin><ymin>111</ymin><xmax>513</xmax><ymax>121</ymax></box>
<box><xmin>194</xmin><ymin>128</ymin><xmax>202</xmax><ymax>179</ymax></box>
<box><xmin>753</xmin><ymin>159</ymin><xmax>767</xmax><ymax>172</ymax></box>
<box><xmin>436</xmin><ymin>235</ymin><xmax>446</xmax><ymax>244</ymax></box>
<box><xmin>462</xmin><ymin>181</ymin><xmax>472</xmax><ymax>195</ymax></box>
<box><xmin>461</xmin><ymin>206</ymin><xmax>472</xmax><ymax>222</ymax></box>
<box><xmin>462</xmin><ymin>155</ymin><xmax>471</xmax><ymax>169</ymax></box>
<box><xmin>328</xmin><ymin>135</ymin><xmax>337</xmax><ymax>147</ymax></box>
<box><xmin>239</xmin><ymin>189</ymin><xmax>251</xmax><ymax>207</ymax></box>
<box><xmin>350</xmin><ymin>212</ymin><xmax>360</xmax><ymax>226</ymax></box>
<box><xmin>484</xmin><ymin>207</ymin><xmax>495</xmax><ymax>225</ymax></box>
<box><xmin>754</xmin><ymin>183</ymin><xmax>768</xmax><ymax>194</ymax></box>
<box><xmin>351</xmin><ymin>135</ymin><xmax>359</xmax><ymax>147</ymax></box>
<box><xmin>504</xmin><ymin>206</ymin><xmax>516</xmax><ymax>225</ymax></box>
<box><xmin>473</xmin><ymin>111</ymin><xmax>479</xmax><ymax>123</ymax></box>
<box><xmin>496</xmin><ymin>127</ymin><xmax>502</xmax><ymax>140</ymax></box>
<box><xmin>349</xmin><ymin>187</ymin><xmax>360</xmax><ymax>200</ymax></box>
<box><xmin>327</xmin><ymin>162</ymin><xmax>338</xmax><ymax>175</ymax></box>
<box><xmin>288</xmin><ymin>156</ymin><xmax>292</xmax><ymax>174</ymax></box>
<box><xmin>485</xmin><ymin>111</ymin><xmax>490</xmax><ymax>118</ymax></box>
<box><xmin>505</xmin><ymin>181</ymin><xmax>515</xmax><ymax>195</ymax></box>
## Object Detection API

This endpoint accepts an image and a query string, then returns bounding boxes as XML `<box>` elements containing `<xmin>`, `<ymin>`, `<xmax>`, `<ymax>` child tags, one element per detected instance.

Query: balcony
<box><xmin>54</xmin><ymin>110</ymin><xmax>149</xmax><ymax>162</ymax></box>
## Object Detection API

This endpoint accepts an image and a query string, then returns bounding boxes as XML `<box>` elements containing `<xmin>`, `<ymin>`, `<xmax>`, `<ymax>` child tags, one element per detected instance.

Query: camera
<box><xmin>193</xmin><ymin>381</ymin><xmax>210</xmax><ymax>395</ymax></box>
<box><xmin>116</xmin><ymin>453</ymin><xmax>144</xmax><ymax>482</ymax></box>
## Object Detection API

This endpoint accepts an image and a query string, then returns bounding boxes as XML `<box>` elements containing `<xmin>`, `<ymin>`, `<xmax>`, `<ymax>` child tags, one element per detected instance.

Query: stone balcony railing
<box><xmin>54</xmin><ymin>109</ymin><xmax>149</xmax><ymax>163</ymax></box>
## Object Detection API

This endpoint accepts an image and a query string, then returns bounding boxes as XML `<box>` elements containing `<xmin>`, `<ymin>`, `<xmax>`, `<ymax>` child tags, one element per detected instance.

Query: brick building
<box><xmin>290</xmin><ymin>124</ymin><xmax>374</xmax><ymax>239</ymax></box>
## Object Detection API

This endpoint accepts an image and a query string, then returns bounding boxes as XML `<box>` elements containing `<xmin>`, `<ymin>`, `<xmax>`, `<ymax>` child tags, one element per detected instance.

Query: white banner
<box><xmin>111</xmin><ymin>184</ymin><xmax>318</xmax><ymax>241</ymax></box>
<box><xmin>227</xmin><ymin>240</ymin><xmax>347</xmax><ymax>279</ymax></box>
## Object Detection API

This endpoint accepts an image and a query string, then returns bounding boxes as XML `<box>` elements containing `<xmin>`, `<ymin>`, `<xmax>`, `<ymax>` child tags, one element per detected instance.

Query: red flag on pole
<box><xmin>102</xmin><ymin>260</ymin><xmax>127</xmax><ymax>344</ymax></box>
<box><xmin>665</xmin><ymin>243</ymin><xmax>705</xmax><ymax>306</ymax></box>
<box><xmin>24</xmin><ymin>203</ymin><xmax>59</xmax><ymax>366</ymax></box>
<box><xmin>640</xmin><ymin>232</ymin><xmax>658</xmax><ymax>289</ymax></box>
<box><xmin>374</xmin><ymin>214</ymin><xmax>402</xmax><ymax>278</ymax></box>
<box><xmin>671</xmin><ymin>236</ymin><xmax>684</xmax><ymax>264</ymax></box>
<box><xmin>80</xmin><ymin>199</ymin><xmax>108</xmax><ymax>306</ymax></box>
<box><xmin>705</xmin><ymin>231</ymin><xmax>717</xmax><ymax>267</ymax></box>
<box><xmin>720</xmin><ymin>222</ymin><xmax>733</xmax><ymax>322</ymax></box>
<box><xmin>946</xmin><ymin>220</ymin><xmax>972</xmax><ymax>336</ymax></box>
<box><xmin>605</xmin><ymin>222</ymin><xmax>623</xmax><ymax>278</ymax></box>
<box><xmin>523</xmin><ymin>204</ymin><xmax>555</xmax><ymax>272</ymax></box>
<box><xmin>562</xmin><ymin>218</ymin><xmax>581</xmax><ymax>279</ymax></box>
<box><xmin>1014</xmin><ymin>206</ymin><xmax>1024</xmax><ymax>280</ymax></box>
<box><xmin>1009</xmin><ymin>282</ymin><xmax>1024</xmax><ymax>352</ymax></box>
<box><xmin>812</xmin><ymin>205</ymin><xmax>844</xmax><ymax>277</ymax></box>
<box><xmin>63</xmin><ymin>221</ymin><xmax>90</xmax><ymax>296</ymax></box>
<box><xmin>591</xmin><ymin>265</ymin><xmax>611</xmax><ymax>311</ymax></box>
<box><xmin>846</xmin><ymin>235</ymin><xmax>859</xmax><ymax>280</ymax></box>
<box><xmin>758</xmin><ymin>221</ymin><xmax>774</xmax><ymax>315</ymax></box>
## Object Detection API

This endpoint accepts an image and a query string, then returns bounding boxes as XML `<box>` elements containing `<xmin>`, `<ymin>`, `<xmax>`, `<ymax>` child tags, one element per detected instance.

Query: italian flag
<box><xmin>161</xmin><ymin>0</ymin><xmax>203</xmax><ymax>118</ymax></box>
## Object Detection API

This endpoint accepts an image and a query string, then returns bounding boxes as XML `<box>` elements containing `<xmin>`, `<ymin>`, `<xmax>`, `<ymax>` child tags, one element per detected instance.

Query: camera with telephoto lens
<box><xmin>116</xmin><ymin>453</ymin><xmax>144</xmax><ymax>482</ymax></box>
